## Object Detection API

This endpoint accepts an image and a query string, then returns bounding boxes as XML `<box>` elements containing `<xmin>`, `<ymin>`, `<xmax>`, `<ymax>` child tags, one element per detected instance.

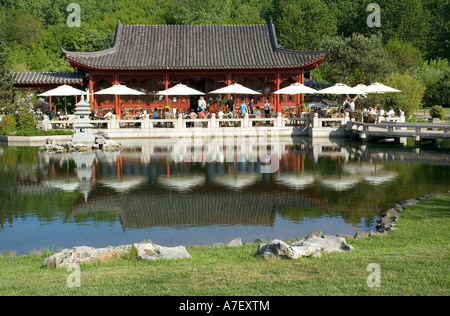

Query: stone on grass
<box><xmin>44</xmin><ymin>242</ymin><xmax>191</xmax><ymax>268</ymax></box>
<box><xmin>135</xmin><ymin>243</ymin><xmax>191</xmax><ymax>261</ymax></box>
<box><xmin>43</xmin><ymin>245</ymin><xmax>131</xmax><ymax>268</ymax></box>
<box><xmin>227</xmin><ymin>238</ymin><xmax>242</xmax><ymax>247</ymax></box>
<box><xmin>255</xmin><ymin>236</ymin><xmax>353</xmax><ymax>260</ymax></box>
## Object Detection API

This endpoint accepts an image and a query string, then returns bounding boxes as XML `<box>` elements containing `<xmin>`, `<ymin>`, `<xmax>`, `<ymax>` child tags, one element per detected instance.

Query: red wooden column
<box><xmin>89</xmin><ymin>70</ymin><xmax>94</xmax><ymax>109</ymax></box>
<box><xmin>49</xmin><ymin>96</ymin><xmax>54</xmax><ymax>114</ymax></box>
<box><xmin>164</xmin><ymin>72</ymin><xmax>169</xmax><ymax>108</ymax></box>
<box><xmin>299</xmin><ymin>69</ymin><xmax>305</xmax><ymax>107</ymax></box>
<box><xmin>275</xmin><ymin>70</ymin><xmax>281</xmax><ymax>113</ymax></box>
<box><xmin>226</xmin><ymin>71</ymin><xmax>232</xmax><ymax>100</ymax></box>
<box><xmin>113</xmin><ymin>72</ymin><xmax>120</xmax><ymax>115</ymax></box>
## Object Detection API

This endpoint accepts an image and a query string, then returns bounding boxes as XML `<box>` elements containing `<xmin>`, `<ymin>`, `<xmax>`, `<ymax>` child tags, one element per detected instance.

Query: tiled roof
<box><xmin>60</xmin><ymin>21</ymin><xmax>329</xmax><ymax>71</ymax></box>
<box><xmin>12</xmin><ymin>72</ymin><xmax>85</xmax><ymax>87</ymax></box>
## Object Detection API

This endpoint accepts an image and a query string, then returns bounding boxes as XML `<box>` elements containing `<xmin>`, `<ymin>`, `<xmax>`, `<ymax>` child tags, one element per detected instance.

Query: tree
<box><xmin>377</xmin><ymin>0</ymin><xmax>431</xmax><ymax>51</ymax></box>
<box><xmin>315</xmin><ymin>33</ymin><xmax>390</xmax><ymax>85</ymax></box>
<box><xmin>0</xmin><ymin>8</ymin><xmax>43</xmax><ymax>48</ymax></box>
<box><xmin>386</xmin><ymin>38</ymin><xmax>424</xmax><ymax>74</ymax></box>
<box><xmin>382</xmin><ymin>72</ymin><xmax>426</xmax><ymax>116</ymax></box>
<box><xmin>422</xmin><ymin>0</ymin><xmax>450</xmax><ymax>60</ymax></box>
<box><xmin>416</xmin><ymin>58</ymin><xmax>448</xmax><ymax>108</ymax></box>
<box><xmin>274</xmin><ymin>0</ymin><xmax>337</xmax><ymax>51</ymax></box>
<box><xmin>0</xmin><ymin>42</ymin><xmax>13</xmax><ymax>107</ymax></box>
<box><xmin>165</xmin><ymin>0</ymin><xmax>232</xmax><ymax>24</ymax></box>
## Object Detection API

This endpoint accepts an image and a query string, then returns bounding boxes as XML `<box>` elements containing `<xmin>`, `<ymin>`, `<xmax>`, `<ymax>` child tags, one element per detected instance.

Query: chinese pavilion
<box><xmin>35</xmin><ymin>21</ymin><xmax>329</xmax><ymax>115</ymax></box>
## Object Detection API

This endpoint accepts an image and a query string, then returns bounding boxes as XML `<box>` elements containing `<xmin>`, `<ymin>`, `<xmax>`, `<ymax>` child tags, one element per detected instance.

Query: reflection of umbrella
<box><xmin>39</xmin><ymin>84</ymin><xmax>85</xmax><ymax>116</ymax></box>
<box><xmin>94</xmin><ymin>84</ymin><xmax>145</xmax><ymax>116</ymax></box>
<box><xmin>320</xmin><ymin>177</ymin><xmax>361</xmax><ymax>191</ymax></box>
<box><xmin>42</xmin><ymin>179</ymin><xmax>80</xmax><ymax>192</ymax></box>
<box><xmin>364</xmin><ymin>170</ymin><xmax>398</xmax><ymax>185</ymax></box>
<box><xmin>158</xmin><ymin>174</ymin><xmax>205</xmax><ymax>191</ymax></box>
<box><xmin>318</xmin><ymin>83</ymin><xmax>363</xmax><ymax>95</ymax></box>
<box><xmin>157</xmin><ymin>84</ymin><xmax>205</xmax><ymax>113</ymax></box>
<box><xmin>277</xmin><ymin>174</ymin><xmax>315</xmax><ymax>189</ymax></box>
<box><xmin>99</xmin><ymin>176</ymin><xmax>146</xmax><ymax>193</ymax></box>
<box><xmin>209</xmin><ymin>83</ymin><xmax>261</xmax><ymax>95</ymax></box>
<box><xmin>273</xmin><ymin>83</ymin><xmax>319</xmax><ymax>113</ymax></box>
<box><xmin>213</xmin><ymin>174</ymin><xmax>258</xmax><ymax>189</ymax></box>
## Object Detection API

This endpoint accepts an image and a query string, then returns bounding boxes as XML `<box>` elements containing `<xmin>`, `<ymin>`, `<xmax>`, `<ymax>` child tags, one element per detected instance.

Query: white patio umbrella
<box><xmin>273</xmin><ymin>83</ymin><xmax>319</xmax><ymax>113</ymax></box>
<box><xmin>208</xmin><ymin>83</ymin><xmax>261</xmax><ymax>95</ymax></box>
<box><xmin>273</xmin><ymin>82</ymin><xmax>319</xmax><ymax>95</ymax></box>
<box><xmin>353</xmin><ymin>84</ymin><xmax>368</xmax><ymax>95</ymax></box>
<box><xmin>362</xmin><ymin>82</ymin><xmax>402</xmax><ymax>93</ymax></box>
<box><xmin>39</xmin><ymin>84</ymin><xmax>86</xmax><ymax>116</ymax></box>
<box><xmin>157</xmin><ymin>83</ymin><xmax>205</xmax><ymax>96</ymax></box>
<box><xmin>360</xmin><ymin>82</ymin><xmax>402</xmax><ymax>107</ymax></box>
<box><xmin>209</xmin><ymin>83</ymin><xmax>261</xmax><ymax>114</ymax></box>
<box><xmin>318</xmin><ymin>83</ymin><xmax>363</xmax><ymax>95</ymax></box>
<box><xmin>318</xmin><ymin>83</ymin><xmax>365</xmax><ymax>112</ymax></box>
<box><xmin>156</xmin><ymin>84</ymin><xmax>205</xmax><ymax>113</ymax></box>
<box><xmin>94</xmin><ymin>84</ymin><xmax>145</xmax><ymax>115</ymax></box>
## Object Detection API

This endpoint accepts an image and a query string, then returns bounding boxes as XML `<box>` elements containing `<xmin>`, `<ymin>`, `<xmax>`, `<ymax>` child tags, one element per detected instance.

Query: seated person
<box><xmin>104</xmin><ymin>111</ymin><xmax>114</xmax><ymax>118</ymax></box>
<box><xmin>387</xmin><ymin>107</ymin><xmax>395</xmax><ymax>117</ymax></box>
<box><xmin>198</xmin><ymin>110</ymin><xmax>205</xmax><ymax>119</ymax></box>
<box><xmin>218</xmin><ymin>110</ymin><xmax>224</xmax><ymax>118</ymax></box>
<box><xmin>189</xmin><ymin>111</ymin><xmax>197</xmax><ymax>119</ymax></box>
<box><xmin>164</xmin><ymin>109</ymin><xmax>173</xmax><ymax>119</ymax></box>
<box><xmin>315</xmin><ymin>109</ymin><xmax>326</xmax><ymax>118</ymax></box>
<box><xmin>152</xmin><ymin>108</ymin><xmax>159</xmax><ymax>119</ymax></box>
<box><xmin>254</xmin><ymin>107</ymin><xmax>262</xmax><ymax>116</ymax></box>
<box><xmin>139</xmin><ymin>109</ymin><xmax>147</xmax><ymax>118</ymax></box>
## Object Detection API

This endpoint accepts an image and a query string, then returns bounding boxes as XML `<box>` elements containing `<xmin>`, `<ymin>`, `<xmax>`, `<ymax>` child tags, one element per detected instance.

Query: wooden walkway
<box><xmin>345</xmin><ymin>121</ymin><xmax>450</xmax><ymax>145</ymax></box>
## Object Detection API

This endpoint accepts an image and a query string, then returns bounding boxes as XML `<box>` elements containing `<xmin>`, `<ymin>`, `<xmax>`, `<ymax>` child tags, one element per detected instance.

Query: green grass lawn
<box><xmin>0</xmin><ymin>194</ymin><xmax>449</xmax><ymax>296</ymax></box>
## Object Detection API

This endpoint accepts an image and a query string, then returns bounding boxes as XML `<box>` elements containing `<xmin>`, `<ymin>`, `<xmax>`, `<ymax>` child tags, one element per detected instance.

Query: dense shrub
<box><xmin>0</xmin><ymin>114</ymin><xmax>16</xmax><ymax>130</ymax></box>
<box><xmin>16</xmin><ymin>112</ymin><xmax>36</xmax><ymax>130</ymax></box>
<box><xmin>429</xmin><ymin>105</ymin><xmax>446</xmax><ymax>120</ymax></box>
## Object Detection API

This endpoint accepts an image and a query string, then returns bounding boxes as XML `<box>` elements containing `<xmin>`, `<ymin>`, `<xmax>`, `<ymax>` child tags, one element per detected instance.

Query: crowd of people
<box><xmin>87</xmin><ymin>94</ymin><xmax>398</xmax><ymax>125</ymax></box>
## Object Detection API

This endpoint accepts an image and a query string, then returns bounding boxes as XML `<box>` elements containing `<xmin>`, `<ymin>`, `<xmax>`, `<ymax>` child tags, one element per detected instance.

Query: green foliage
<box><xmin>377</xmin><ymin>0</ymin><xmax>431</xmax><ymax>51</ymax></box>
<box><xmin>315</xmin><ymin>33</ymin><xmax>390</xmax><ymax>85</ymax></box>
<box><xmin>0</xmin><ymin>41</ymin><xmax>13</xmax><ymax>106</ymax></box>
<box><xmin>429</xmin><ymin>105</ymin><xmax>446</xmax><ymax>120</ymax></box>
<box><xmin>0</xmin><ymin>114</ymin><xmax>16</xmax><ymax>131</ymax></box>
<box><xmin>0</xmin><ymin>8</ymin><xmax>43</xmax><ymax>48</ymax></box>
<box><xmin>0</xmin><ymin>0</ymin><xmax>448</xmax><ymax>106</ymax></box>
<box><xmin>416</xmin><ymin>59</ymin><xmax>449</xmax><ymax>108</ymax></box>
<box><xmin>274</xmin><ymin>0</ymin><xmax>336</xmax><ymax>51</ymax></box>
<box><xmin>386</xmin><ymin>38</ymin><xmax>424</xmax><ymax>74</ymax></box>
<box><xmin>382</xmin><ymin>72</ymin><xmax>426</xmax><ymax>116</ymax></box>
<box><xmin>16</xmin><ymin>112</ymin><xmax>36</xmax><ymax>130</ymax></box>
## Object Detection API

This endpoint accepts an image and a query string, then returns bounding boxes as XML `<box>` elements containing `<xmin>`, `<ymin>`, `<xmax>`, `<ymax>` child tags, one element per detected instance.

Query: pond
<box><xmin>0</xmin><ymin>137</ymin><xmax>449</xmax><ymax>254</ymax></box>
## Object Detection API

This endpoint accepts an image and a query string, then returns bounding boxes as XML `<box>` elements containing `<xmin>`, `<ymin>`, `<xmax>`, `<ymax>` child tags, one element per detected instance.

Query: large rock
<box><xmin>43</xmin><ymin>245</ymin><xmax>131</xmax><ymax>268</ymax></box>
<box><xmin>44</xmin><ymin>242</ymin><xmax>191</xmax><ymax>268</ymax></box>
<box><xmin>134</xmin><ymin>242</ymin><xmax>191</xmax><ymax>261</ymax></box>
<box><xmin>227</xmin><ymin>238</ymin><xmax>242</xmax><ymax>247</ymax></box>
<box><xmin>255</xmin><ymin>236</ymin><xmax>354</xmax><ymax>260</ymax></box>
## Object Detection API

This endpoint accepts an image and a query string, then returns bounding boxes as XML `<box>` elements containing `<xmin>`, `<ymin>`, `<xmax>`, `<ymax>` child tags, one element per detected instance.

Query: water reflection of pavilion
<box><xmin>70</xmin><ymin>187</ymin><xmax>325</xmax><ymax>229</ymax></box>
